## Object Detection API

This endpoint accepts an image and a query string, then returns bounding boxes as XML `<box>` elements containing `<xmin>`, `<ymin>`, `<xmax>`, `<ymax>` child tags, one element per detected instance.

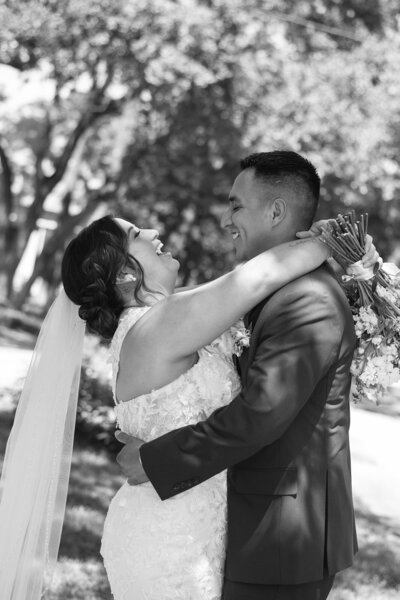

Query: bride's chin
<box><xmin>171</xmin><ymin>257</ymin><xmax>180</xmax><ymax>269</ymax></box>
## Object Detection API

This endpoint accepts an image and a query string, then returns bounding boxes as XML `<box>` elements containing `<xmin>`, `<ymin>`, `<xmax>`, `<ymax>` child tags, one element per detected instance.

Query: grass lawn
<box><xmin>0</xmin><ymin>318</ymin><xmax>399</xmax><ymax>600</ymax></box>
<box><xmin>1</xmin><ymin>400</ymin><xmax>399</xmax><ymax>600</ymax></box>
<box><xmin>0</xmin><ymin>406</ymin><xmax>121</xmax><ymax>600</ymax></box>
<box><xmin>47</xmin><ymin>442</ymin><xmax>123</xmax><ymax>600</ymax></box>
<box><xmin>331</xmin><ymin>510</ymin><xmax>400</xmax><ymax>599</ymax></box>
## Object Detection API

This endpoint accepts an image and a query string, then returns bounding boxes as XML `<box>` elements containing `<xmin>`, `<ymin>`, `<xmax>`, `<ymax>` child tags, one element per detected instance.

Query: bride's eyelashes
<box><xmin>127</xmin><ymin>226</ymin><xmax>141</xmax><ymax>241</ymax></box>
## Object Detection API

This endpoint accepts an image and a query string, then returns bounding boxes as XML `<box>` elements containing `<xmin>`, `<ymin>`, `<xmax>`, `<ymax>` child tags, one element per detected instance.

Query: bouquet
<box><xmin>320</xmin><ymin>212</ymin><xmax>400</xmax><ymax>404</ymax></box>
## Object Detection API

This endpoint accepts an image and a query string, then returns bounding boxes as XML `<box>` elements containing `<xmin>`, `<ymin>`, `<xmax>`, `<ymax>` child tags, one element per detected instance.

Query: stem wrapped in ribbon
<box><xmin>320</xmin><ymin>211</ymin><xmax>400</xmax><ymax>404</ymax></box>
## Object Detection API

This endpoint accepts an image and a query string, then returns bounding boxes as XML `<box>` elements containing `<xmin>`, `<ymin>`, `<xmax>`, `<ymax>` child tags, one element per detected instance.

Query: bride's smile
<box><xmin>113</xmin><ymin>218</ymin><xmax>180</xmax><ymax>299</ymax></box>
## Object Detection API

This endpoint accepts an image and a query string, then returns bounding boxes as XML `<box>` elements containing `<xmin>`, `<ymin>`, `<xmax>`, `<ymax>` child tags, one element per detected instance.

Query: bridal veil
<box><xmin>0</xmin><ymin>290</ymin><xmax>85</xmax><ymax>599</ymax></box>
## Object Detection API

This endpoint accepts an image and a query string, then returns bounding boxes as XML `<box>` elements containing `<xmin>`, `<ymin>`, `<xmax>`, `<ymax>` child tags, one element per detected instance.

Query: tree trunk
<box><xmin>7</xmin><ymin>95</ymin><xmax>121</xmax><ymax>301</ymax></box>
<box><xmin>0</xmin><ymin>141</ymin><xmax>22</xmax><ymax>299</ymax></box>
<box><xmin>12</xmin><ymin>201</ymin><xmax>101</xmax><ymax>309</ymax></box>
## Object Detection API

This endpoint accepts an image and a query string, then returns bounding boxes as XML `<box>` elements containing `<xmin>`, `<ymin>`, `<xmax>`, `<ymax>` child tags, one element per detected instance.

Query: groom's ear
<box><xmin>269</xmin><ymin>197</ymin><xmax>287</xmax><ymax>227</ymax></box>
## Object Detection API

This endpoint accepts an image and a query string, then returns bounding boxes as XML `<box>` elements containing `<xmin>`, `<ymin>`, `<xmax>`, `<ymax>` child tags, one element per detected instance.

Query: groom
<box><xmin>117</xmin><ymin>151</ymin><xmax>358</xmax><ymax>599</ymax></box>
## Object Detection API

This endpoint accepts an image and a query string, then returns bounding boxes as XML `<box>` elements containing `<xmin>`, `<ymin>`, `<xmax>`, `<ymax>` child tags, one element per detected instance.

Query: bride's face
<box><xmin>114</xmin><ymin>218</ymin><xmax>180</xmax><ymax>295</ymax></box>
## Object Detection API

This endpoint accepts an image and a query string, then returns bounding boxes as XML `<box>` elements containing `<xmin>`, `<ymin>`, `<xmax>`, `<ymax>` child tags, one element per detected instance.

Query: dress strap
<box><xmin>109</xmin><ymin>306</ymin><xmax>152</xmax><ymax>404</ymax></box>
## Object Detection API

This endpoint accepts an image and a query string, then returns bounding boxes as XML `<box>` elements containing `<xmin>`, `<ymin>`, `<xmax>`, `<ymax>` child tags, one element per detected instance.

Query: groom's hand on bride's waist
<box><xmin>115</xmin><ymin>430</ymin><xmax>149</xmax><ymax>485</ymax></box>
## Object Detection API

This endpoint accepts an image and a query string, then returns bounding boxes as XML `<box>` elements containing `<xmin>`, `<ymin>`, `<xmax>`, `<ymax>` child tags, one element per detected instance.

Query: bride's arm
<box><xmin>175</xmin><ymin>264</ymin><xmax>243</xmax><ymax>293</ymax></box>
<box><xmin>174</xmin><ymin>283</ymin><xmax>202</xmax><ymax>292</ymax></box>
<box><xmin>136</xmin><ymin>238</ymin><xmax>330</xmax><ymax>358</ymax></box>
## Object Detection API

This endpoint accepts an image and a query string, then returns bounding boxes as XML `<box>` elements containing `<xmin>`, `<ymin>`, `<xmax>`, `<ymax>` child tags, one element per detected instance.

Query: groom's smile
<box><xmin>221</xmin><ymin>169</ymin><xmax>276</xmax><ymax>262</ymax></box>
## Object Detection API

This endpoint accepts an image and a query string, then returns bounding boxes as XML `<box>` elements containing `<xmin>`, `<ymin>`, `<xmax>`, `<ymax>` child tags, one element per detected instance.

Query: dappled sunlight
<box><xmin>331</xmin><ymin>506</ymin><xmax>400</xmax><ymax>599</ymax></box>
<box><xmin>47</xmin><ymin>559</ymin><xmax>111</xmax><ymax>600</ymax></box>
<box><xmin>65</xmin><ymin>505</ymin><xmax>105</xmax><ymax>539</ymax></box>
<box><xmin>66</xmin><ymin>487</ymin><xmax>108</xmax><ymax>515</ymax></box>
<box><xmin>2</xmin><ymin>388</ymin><xmax>400</xmax><ymax>598</ymax></box>
<box><xmin>59</xmin><ymin>516</ymin><xmax>103</xmax><ymax>561</ymax></box>
<box><xmin>350</xmin><ymin>407</ymin><xmax>400</xmax><ymax>526</ymax></box>
<box><xmin>1</xmin><ymin>5</ymin><xmax>399</xmax><ymax>597</ymax></box>
<box><xmin>0</xmin><ymin>406</ymin><xmax>116</xmax><ymax>597</ymax></box>
<box><xmin>59</xmin><ymin>444</ymin><xmax>125</xmax><ymax>563</ymax></box>
<box><xmin>71</xmin><ymin>447</ymin><xmax>123</xmax><ymax>480</ymax></box>
<box><xmin>68</xmin><ymin>446</ymin><xmax>125</xmax><ymax>510</ymax></box>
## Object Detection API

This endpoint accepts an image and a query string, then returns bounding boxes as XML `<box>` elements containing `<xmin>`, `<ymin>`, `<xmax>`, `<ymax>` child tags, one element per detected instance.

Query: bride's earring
<box><xmin>116</xmin><ymin>272</ymin><xmax>138</xmax><ymax>300</ymax></box>
<box><xmin>116</xmin><ymin>273</ymin><xmax>137</xmax><ymax>285</ymax></box>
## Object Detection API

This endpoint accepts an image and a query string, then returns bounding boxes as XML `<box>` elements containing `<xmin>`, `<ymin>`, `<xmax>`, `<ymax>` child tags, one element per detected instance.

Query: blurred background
<box><xmin>0</xmin><ymin>1</ymin><xmax>399</xmax><ymax>598</ymax></box>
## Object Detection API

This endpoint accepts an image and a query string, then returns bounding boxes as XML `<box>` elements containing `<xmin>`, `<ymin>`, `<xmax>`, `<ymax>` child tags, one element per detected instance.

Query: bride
<box><xmin>0</xmin><ymin>214</ymin><xmax>376</xmax><ymax>599</ymax></box>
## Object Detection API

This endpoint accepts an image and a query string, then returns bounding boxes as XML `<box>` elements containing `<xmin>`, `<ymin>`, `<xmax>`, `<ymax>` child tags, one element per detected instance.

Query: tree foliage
<box><xmin>0</xmin><ymin>0</ymin><xmax>399</xmax><ymax>308</ymax></box>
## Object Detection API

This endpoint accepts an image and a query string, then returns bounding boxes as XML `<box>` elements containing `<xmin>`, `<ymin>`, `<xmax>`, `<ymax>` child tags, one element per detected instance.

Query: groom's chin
<box><xmin>232</xmin><ymin>241</ymin><xmax>245</xmax><ymax>262</ymax></box>
<box><xmin>233</xmin><ymin>248</ymin><xmax>242</xmax><ymax>262</ymax></box>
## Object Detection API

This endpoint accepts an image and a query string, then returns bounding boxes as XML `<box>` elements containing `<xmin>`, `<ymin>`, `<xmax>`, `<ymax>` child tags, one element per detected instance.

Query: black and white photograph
<box><xmin>0</xmin><ymin>1</ymin><xmax>399</xmax><ymax>599</ymax></box>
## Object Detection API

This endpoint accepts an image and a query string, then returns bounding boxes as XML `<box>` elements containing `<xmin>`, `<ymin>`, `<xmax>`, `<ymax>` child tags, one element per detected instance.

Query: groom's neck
<box><xmin>248</xmin><ymin>232</ymin><xmax>298</xmax><ymax>259</ymax></box>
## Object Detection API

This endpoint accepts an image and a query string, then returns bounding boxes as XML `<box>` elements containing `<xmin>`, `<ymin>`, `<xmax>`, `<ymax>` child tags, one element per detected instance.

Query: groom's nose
<box><xmin>220</xmin><ymin>208</ymin><xmax>232</xmax><ymax>229</ymax></box>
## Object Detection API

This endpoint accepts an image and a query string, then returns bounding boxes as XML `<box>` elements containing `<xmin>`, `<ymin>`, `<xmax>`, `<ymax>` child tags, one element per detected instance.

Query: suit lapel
<box><xmin>245</xmin><ymin>296</ymin><xmax>270</xmax><ymax>330</ymax></box>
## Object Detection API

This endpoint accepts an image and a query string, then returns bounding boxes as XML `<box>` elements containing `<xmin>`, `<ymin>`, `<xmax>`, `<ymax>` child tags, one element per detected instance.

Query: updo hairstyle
<box><xmin>62</xmin><ymin>215</ymin><xmax>145</xmax><ymax>339</ymax></box>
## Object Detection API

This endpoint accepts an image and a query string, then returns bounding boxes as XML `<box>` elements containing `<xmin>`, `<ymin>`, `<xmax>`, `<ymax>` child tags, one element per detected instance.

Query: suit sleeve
<box><xmin>140</xmin><ymin>283</ymin><xmax>343</xmax><ymax>500</ymax></box>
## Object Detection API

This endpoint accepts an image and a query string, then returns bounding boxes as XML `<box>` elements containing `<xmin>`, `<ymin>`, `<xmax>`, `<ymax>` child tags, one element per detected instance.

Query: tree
<box><xmin>1</xmin><ymin>0</ymin><xmax>399</xmax><ymax>309</ymax></box>
<box><xmin>0</xmin><ymin>0</ymin><xmax>251</xmax><ymax>303</ymax></box>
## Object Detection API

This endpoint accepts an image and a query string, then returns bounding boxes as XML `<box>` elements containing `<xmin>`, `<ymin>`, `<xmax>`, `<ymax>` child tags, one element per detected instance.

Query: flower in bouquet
<box><xmin>320</xmin><ymin>212</ymin><xmax>400</xmax><ymax>404</ymax></box>
<box><xmin>353</xmin><ymin>306</ymin><xmax>379</xmax><ymax>337</ymax></box>
<box><xmin>231</xmin><ymin>324</ymin><xmax>251</xmax><ymax>357</ymax></box>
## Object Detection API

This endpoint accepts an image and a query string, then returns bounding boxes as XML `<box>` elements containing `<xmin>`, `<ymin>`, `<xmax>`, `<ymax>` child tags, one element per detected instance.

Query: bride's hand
<box><xmin>296</xmin><ymin>220</ymin><xmax>381</xmax><ymax>268</ymax></box>
<box><xmin>296</xmin><ymin>219</ymin><xmax>336</xmax><ymax>239</ymax></box>
<box><xmin>362</xmin><ymin>234</ymin><xmax>381</xmax><ymax>268</ymax></box>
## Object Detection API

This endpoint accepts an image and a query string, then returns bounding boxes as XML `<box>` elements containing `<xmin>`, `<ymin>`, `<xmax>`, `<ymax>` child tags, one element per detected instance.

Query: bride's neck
<box><xmin>125</xmin><ymin>289</ymin><xmax>171</xmax><ymax>308</ymax></box>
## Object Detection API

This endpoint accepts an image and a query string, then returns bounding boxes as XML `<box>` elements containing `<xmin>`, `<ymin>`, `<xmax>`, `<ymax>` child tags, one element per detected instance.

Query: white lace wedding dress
<box><xmin>100</xmin><ymin>306</ymin><xmax>241</xmax><ymax>600</ymax></box>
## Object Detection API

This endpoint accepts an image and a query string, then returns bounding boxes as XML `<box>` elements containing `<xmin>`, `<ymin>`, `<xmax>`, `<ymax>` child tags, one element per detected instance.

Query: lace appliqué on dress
<box><xmin>101</xmin><ymin>307</ymin><xmax>241</xmax><ymax>600</ymax></box>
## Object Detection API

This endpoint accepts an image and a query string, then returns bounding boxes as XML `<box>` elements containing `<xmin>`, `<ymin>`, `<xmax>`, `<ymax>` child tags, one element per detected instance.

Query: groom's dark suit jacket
<box><xmin>140</xmin><ymin>264</ymin><xmax>358</xmax><ymax>585</ymax></box>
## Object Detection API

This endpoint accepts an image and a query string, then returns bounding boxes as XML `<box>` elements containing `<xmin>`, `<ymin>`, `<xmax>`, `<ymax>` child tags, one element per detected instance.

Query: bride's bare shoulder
<box><xmin>116</xmin><ymin>303</ymin><xmax>197</xmax><ymax>401</ymax></box>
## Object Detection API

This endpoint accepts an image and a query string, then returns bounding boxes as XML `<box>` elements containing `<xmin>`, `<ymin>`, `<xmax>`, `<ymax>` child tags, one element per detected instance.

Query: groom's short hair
<box><xmin>240</xmin><ymin>151</ymin><xmax>320</xmax><ymax>229</ymax></box>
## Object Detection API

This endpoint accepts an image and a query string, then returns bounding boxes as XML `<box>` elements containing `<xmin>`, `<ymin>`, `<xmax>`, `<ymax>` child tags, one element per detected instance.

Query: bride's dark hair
<box><xmin>62</xmin><ymin>215</ymin><xmax>145</xmax><ymax>339</ymax></box>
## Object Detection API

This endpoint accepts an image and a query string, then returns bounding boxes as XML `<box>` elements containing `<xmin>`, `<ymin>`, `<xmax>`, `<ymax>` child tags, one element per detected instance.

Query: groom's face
<box><xmin>221</xmin><ymin>169</ymin><xmax>274</xmax><ymax>261</ymax></box>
